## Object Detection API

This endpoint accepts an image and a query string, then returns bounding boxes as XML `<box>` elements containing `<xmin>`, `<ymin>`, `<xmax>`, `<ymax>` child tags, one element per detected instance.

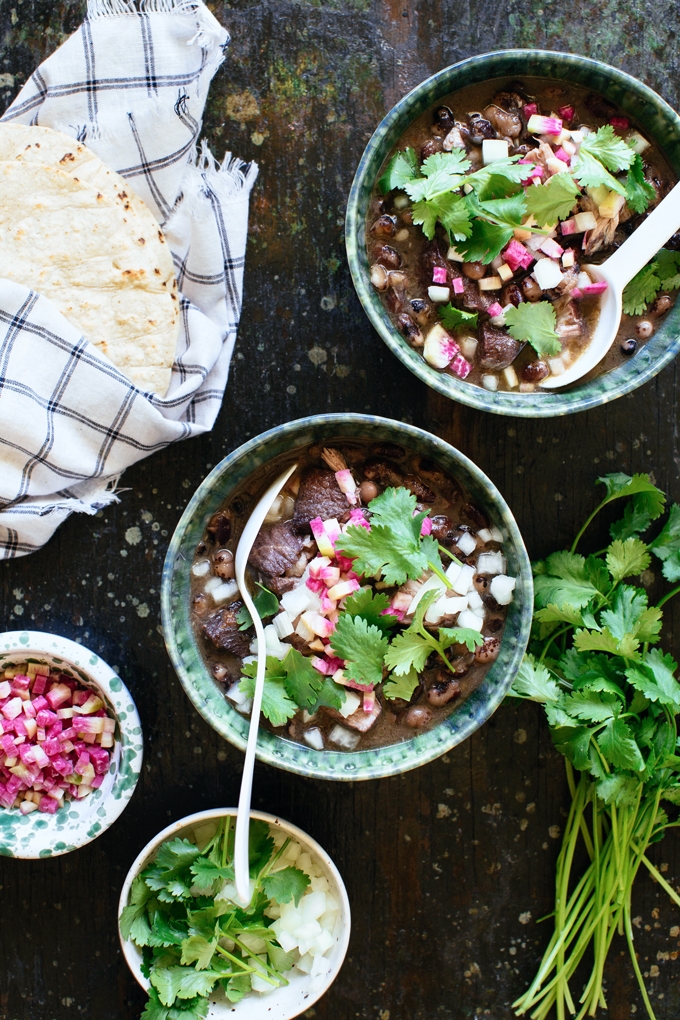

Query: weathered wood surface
<box><xmin>2</xmin><ymin>1</ymin><xmax>680</xmax><ymax>1017</ymax></box>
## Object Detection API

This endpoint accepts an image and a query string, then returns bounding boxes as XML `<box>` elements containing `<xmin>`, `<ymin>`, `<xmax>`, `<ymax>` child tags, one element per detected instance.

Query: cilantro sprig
<box><xmin>623</xmin><ymin>248</ymin><xmax>680</xmax><ymax>315</ymax></box>
<box><xmin>510</xmin><ymin>472</ymin><xmax>680</xmax><ymax>1020</ymax></box>
<box><xmin>504</xmin><ymin>301</ymin><xmax>561</xmax><ymax>359</ymax></box>
<box><xmin>121</xmin><ymin>818</ymin><xmax>311</xmax><ymax>1016</ymax></box>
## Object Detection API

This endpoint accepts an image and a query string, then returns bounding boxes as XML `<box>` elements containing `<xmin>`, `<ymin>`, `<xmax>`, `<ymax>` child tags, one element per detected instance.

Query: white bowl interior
<box><xmin>0</xmin><ymin>631</ymin><xmax>143</xmax><ymax>859</ymax></box>
<box><xmin>118</xmin><ymin>808</ymin><xmax>351</xmax><ymax>1020</ymax></box>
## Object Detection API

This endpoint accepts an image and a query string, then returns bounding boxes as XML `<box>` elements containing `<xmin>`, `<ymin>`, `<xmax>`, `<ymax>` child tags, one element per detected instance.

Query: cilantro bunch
<box><xmin>510</xmin><ymin>473</ymin><xmax>680</xmax><ymax>1020</ymax></box>
<box><xmin>120</xmin><ymin>818</ymin><xmax>311</xmax><ymax>1019</ymax></box>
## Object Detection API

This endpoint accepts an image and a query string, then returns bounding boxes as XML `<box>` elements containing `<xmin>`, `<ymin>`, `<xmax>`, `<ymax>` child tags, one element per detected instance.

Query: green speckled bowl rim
<box><xmin>345</xmin><ymin>49</ymin><xmax>680</xmax><ymax>417</ymax></box>
<box><xmin>161</xmin><ymin>414</ymin><xmax>533</xmax><ymax>781</ymax></box>
<box><xmin>0</xmin><ymin>631</ymin><xmax>143</xmax><ymax>859</ymax></box>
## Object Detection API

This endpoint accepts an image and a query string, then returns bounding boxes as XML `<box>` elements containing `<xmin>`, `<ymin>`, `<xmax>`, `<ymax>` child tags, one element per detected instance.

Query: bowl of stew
<box><xmin>345</xmin><ymin>50</ymin><xmax>680</xmax><ymax>416</ymax></box>
<box><xmin>161</xmin><ymin>414</ymin><xmax>532</xmax><ymax>780</ymax></box>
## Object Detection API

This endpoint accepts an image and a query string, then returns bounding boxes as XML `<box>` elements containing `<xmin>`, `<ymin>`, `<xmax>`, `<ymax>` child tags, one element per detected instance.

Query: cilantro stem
<box><xmin>427</xmin><ymin>559</ymin><xmax>451</xmax><ymax>589</ymax></box>
<box><xmin>214</xmin><ymin>945</ymin><xmax>257</xmax><ymax>973</ymax></box>
<box><xmin>437</xmin><ymin>544</ymin><xmax>461</xmax><ymax>566</ymax></box>
<box><xmin>638</xmin><ymin>852</ymin><xmax>680</xmax><ymax>908</ymax></box>
<box><xmin>656</xmin><ymin>582</ymin><xmax>680</xmax><ymax>610</ymax></box>
<box><xmin>229</xmin><ymin>934</ymin><xmax>286</xmax><ymax>986</ymax></box>
<box><xmin>258</xmin><ymin>838</ymin><xmax>290</xmax><ymax>882</ymax></box>
<box><xmin>222</xmin><ymin>816</ymin><xmax>231</xmax><ymax>869</ymax></box>
<box><xmin>570</xmin><ymin>498</ymin><xmax>609</xmax><ymax>553</ymax></box>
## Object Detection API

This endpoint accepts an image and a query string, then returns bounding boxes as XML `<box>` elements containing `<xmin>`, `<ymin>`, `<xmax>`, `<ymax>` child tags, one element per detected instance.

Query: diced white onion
<box><xmin>627</xmin><ymin>131</ymin><xmax>650</xmax><ymax>155</ymax></box>
<box><xmin>457</xmin><ymin>609</ymin><xmax>484</xmax><ymax>631</ymax></box>
<box><xmin>490</xmin><ymin>574</ymin><xmax>517</xmax><ymax>605</ymax></box>
<box><xmin>447</xmin><ymin>562</ymin><xmax>476</xmax><ymax>595</ymax></box>
<box><xmin>273</xmin><ymin>611</ymin><xmax>294</xmax><ymax>639</ymax></box>
<box><xmin>211</xmin><ymin>579</ymin><xmax>239</xmax><ymax>604</ymax></box>
<box><xmin>482</xmin><ymin>138</ymin><xmax>510</xmax><ymax>164</ymax></box>
<box><xmin>407</xmin><ymin>573</ymin><xmax>447</xmax><ymax>616</ymax></box>
<box><xmin>457</xmin><ymin>531</ymin><xmax>477</xmax><ymax>556</ymax></box>
<box><xmin>281</xmin><ymin>584</ymin><xmax>320</xmax><ymax>618</ymax></box>
<box><xmin>503</xmin><ymin>365</ymin><xmax>519</xmax><ymax>389</ymax></box>
<box><xmin>427</xmin><ymin>285</ymin><xmax>451</xmax><ymax>304</ymax></box>
<box><xmin>533</xmin><ymin>258</ymin><xmax>563</xmax><ymax>290</ymax></box>
<box><xmin>477</xmin><ymin>528</ymin><xmax>492</xmax><ymax>543</ymax></box>
<box><xmin>191</xmin><ymin>559</ymin><xmax>211</xmax><ymax>577</ymax></box>
<box><xmin>304</xmin><ymin>727</ymin><xmax>324</xmax><ymax>750</ymax></box>
<box><xmin>548</xmin><ymin>357</ymin><xmax>566</xmax><ymax>376</ymax></box>
<box><xmin>328</xmin><ymin>725</ymin><xmax>361</xmax><ymax>750</ymax></box>
<box><xmin>338</xmin><ymin>691</ymin><xmax>361</xmax><ymax>718</ymax></box>
<box><xmin>447</xmin><ymin>246</ymin><xmax>464</xmax><ymax>262</ymax></box>
<box><xmin>204</xmin><ymin>575</ymin><xmax>222</xmax><ymax>593</ymax></box>
<box><xmin>490</xmin><ymin>526</ymin><xmax>504</xmax><ymax>543</ymax></box>
<box><xmin>458</xmin><ymin>336</ymin><xmax>478</xmax><ymax>360</ymax></box>
<box><xmin>264</xmin><ymin>624</ymin><xmax>289</xmax><ymax>659</ymax></box>
<box><xmin>476</xmin><ymin>551</ymin><xmax>506</xmax><ymax>575</ymax></box>
<box><xmin>482</xmin><ymin>374</ymin><xmax>498</xmax><ymax>391</ymax></box>
<box><xmin>467</xmin><ymin>589</ymin><xmax>484</xmax><ymax>610</ymax></box>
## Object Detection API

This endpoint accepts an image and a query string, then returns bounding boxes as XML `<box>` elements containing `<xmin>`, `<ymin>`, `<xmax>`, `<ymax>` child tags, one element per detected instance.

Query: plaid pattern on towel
<box><xmin>0</xmin><ymin>0</ymin><xmax>258</xmax><ymax>559</ymax></box>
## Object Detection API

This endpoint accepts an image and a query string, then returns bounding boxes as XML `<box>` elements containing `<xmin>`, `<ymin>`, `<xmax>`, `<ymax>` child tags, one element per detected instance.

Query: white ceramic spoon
<box><xmin>540</xmin><ymin>180</ymin><xmax>680</xmax><ymax>389</ymax></box>
<box><xmin>233</xmin><ymin>462</ymin><xmax>298</xmax><ymax>905</ymax></box>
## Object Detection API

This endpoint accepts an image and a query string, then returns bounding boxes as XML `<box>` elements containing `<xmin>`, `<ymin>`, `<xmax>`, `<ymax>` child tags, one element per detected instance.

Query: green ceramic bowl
<box><xmin>345</xmin><ymin>50</ymin><xmax>680</xmax><ymax>417</ymax></box>
<box><xmin>161</xmin><ymin>414</ymin><xmax>533</xmax><ymax>781</ymax></box>
<box><xmin>0</xmin><ymin>631</ymin><xmax>143</xmax><ymax>858</ymax></box>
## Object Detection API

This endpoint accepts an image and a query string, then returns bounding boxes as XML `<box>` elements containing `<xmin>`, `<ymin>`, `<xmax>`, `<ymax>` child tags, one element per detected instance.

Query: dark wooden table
<box><xmin>2</xmin><ymin>1</ymin><xmax>680</xmax><ymax>1017</ymax></box>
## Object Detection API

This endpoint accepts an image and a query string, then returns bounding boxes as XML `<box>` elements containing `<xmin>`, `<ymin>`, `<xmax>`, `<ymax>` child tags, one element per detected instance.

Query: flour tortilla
<box><xmin>0</xmin><ymin>125</ymin><xmax>178</xmax><ymax>395</ymax></box>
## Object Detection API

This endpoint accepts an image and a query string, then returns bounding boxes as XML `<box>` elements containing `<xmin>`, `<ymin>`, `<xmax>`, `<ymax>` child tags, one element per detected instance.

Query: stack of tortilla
<box><xmin>0</xmin><ymin>124</ymin><xmax>179</xmax><ymax>396</ymax></box>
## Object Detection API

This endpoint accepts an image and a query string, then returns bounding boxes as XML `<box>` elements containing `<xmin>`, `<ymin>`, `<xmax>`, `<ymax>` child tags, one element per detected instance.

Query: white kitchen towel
<box><xmin>0</xmin><ymin>0</ymin><xmax>258</xmax><ymax>559</ymax></box>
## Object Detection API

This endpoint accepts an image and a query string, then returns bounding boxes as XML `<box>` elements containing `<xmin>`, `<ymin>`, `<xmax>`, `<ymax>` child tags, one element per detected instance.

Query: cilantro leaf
<box><xmin>151</xmin><ymin>967</ymin><xmax>220</xmax><ymax>1007</ymax></box>
<box><xmin>411</xmin><ymin>193</ymin><xmax>472</xmax><ymax>242</ymax></box>
<box><xmin>534</xmin><ymin>603</ymin><xmax>585</xmax><ymax>627</ymax></box>
<box><xmin>597</xmin><ymin>473</ymin><xmax>665</xmax><ymax>519</ymax></box>
<box><xmin>384</xmin><ymin>627</ymin><xmax>431</xmax><ymax>676</ymax></box>
<box><xmin>439</xmin><ymin>627</ymin><xmax>485</xmax><ymax>652</ymax></box>
<box><xmin>580</xmin><ymin>124</ymin><xmax>636</xmax><ymax>172</ymax></box>
<box><xmin>383</xmin><ymin>666</ymin><xmax>421</xmax><ymax>701</ymax></box>
<box><xmin>654</xmin><ymin>249</ymin><xmax>680</xmax><ymax>290</ymax></box>
<box><xmin>510</xmin><ymin>654</ymin><xmax>562</xmax><ymax>702</ymax></box>
<box><xmin>439</xmin><ymin>304</ymin><xmax>479</xmax><ymax>332</ymax></box>
<box><xmin>180</xmin><ymin>934</ymin><xmax>217</xmax><ymax>970</ymax></box>
<box><xmin>455</xmin><ymin>217</ymin><xmax>514</xmax><ymax>264</ymax></box>
<box><xmin>342</xmin><ymin>586</ymin><xmax>396</xmax><ymax>635</ymax></box>
<box><xmin>504</xmin><ymin>301</ymin><xmax>561</xmax><ymax>358</ymax></box>
<box><xmin>472</xmin><ymin>192</ymin><xmax>528</xmax><ymax>229</ymax></box>
<box><xmin>329</xmin><ymin>614</ymin><xmax>388</xmax><ymax>686</ymax></box>
<box><xmin>624</xmin><ymin>154</ymin><xmax>656</xmax><ymax>214</ymax></box>
<box><xmin>533</xmin><ymin>551</ymin><xmax>600</xmax><ymax>610</ymax></box>
<box><xmin>306</xmin><ymin>676</ymin><xmax>346</xmax><ymax>713</ymax></box>
<box><xmin>563</xmin><ymin>691</ymin><xmax>617</xmax><ymax>723</ymax></box>
<box><xmin>378</xmin><ymin>147</ymin><xmax>419</xmax><ymax>194</ymax></box>
<box><xmin>280</xmin><ymin>647</ymin><xmax>323</xmax><ymax>709</ymax></box>
<box><xmin>524</xmin><ymin>172</ymin><xmax>580</xmax><ymax>227</ymax></box>
<box><xmin>605</xmin><ymin>538</ymin><xmax>651</xmax><ymax>582</ymax></box>
<box><xmin>572</xmin><ymin>150</ymin><xmax>626</xmax><ymax>196</ymax></box>
<box><xmin>622</xmin><ymin>263</ymin><xmax>661</xmax><ymax>315</ymax></box>
<box><xmin>268</xmin><ymin>944</ymin><xmax>296</xmax><ymax>973</ymax></box>
<box><xmin>224</xmin><ymin>973</ymin><xmax>251</xmax><ymax>1003</ymax></box>
<box><xmin>466</xmin><ymin>157</ymin><xmax>532</xmax><ymax>190</ymax></box>
<box><xmin>596</xmin><ymin>773</ymin><xmax>640</xmax><ymax>807</ymax></box>
<box><xmin>610</xmin><ymin>498</ymin><xmax>652</xmax><ymax>541</ymax></box>
<box><xmin>625</xmin><ymin>649</ymin><xmax>680</xmax><ymax>709</ymax></box>
<box><xmin>189</xmin><ymin>858</ymin><xmax>233</xmax><ymax>894</ymax></box>
<box><xmin>120</xmin><ymin>875</ymin><xmax>153</xmax><ymax>940</ymax></box>
<box><xmin>573</xmin><ymin>626</ymin><xmax>640</xmax><ymax>659</ymax></box>
<box><xmin>261</xmin><ymin>866</ymin><xmax>310</xmax><ymax>906</ymax></box>
<box><xmin>598</xmin><ymin>717</ymin><xmax>645</xmax><ymax>771</ymax></box>
<box><xmin>239</xmin><ymin>660</ymin><xmax>298</xmax><ymax>728</ymax></box>
<box><xmin>650</xmin><ymin>503</ymin><xmax>680</xmax><ymax>582</ymax></box>
<box><xmin>599</xmin><ymin>585</ymin><xmax>661</xmax><ymax>645</ymax></box>
<box><xmin>336</xmin><ymin>486</ymin><xmax>432</xmax><ymax>585</ymax></box>
<box><xmin>404</xmin><ymin>150</ymin><xmax>471</xmax><ymax>202</ymax></box>
<box><xmin>141</xmin><ymin>989</ymin><xmax>172</xmax><ymax>1020</ymax></box>
<box><xmin>236</xmin><ymin>586</ymin><xmax>279</xmax><ymax>630</ymax></box>
<box><xmin>552</xmin><ymin>725</ymin><xmax>594</xmax><ymax>772</ymax></box>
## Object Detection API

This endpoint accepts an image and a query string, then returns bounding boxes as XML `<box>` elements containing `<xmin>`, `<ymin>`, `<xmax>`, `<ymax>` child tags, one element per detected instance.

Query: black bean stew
<box><xmin>190</xmin><ymin>441</ymin><xmax>517</xmax><ymax>753</ymax></box>
<box><xmin>368</xmin><ymin>77</ymin><xmax>679</xmax><ymax>392</ymax></box>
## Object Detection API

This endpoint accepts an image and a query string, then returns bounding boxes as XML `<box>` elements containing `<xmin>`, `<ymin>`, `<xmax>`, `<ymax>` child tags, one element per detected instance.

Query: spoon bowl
<box><xmin>540</xmin><ymin>179</ymin><xmax>680</xmax><ymax>389</ymax></box>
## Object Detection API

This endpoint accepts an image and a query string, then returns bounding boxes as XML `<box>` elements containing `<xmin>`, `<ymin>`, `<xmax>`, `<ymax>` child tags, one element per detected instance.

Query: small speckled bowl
<box><xmin>161</xmin><ymin>414</ymin><xmax>533</xmax><ymax>781</ymax></box>
<box><xmin>119</xmin><ymin>807</ymin><xmax>351</xmax><ymax>1020</ymax></box>
<box><xmin>345</xmin><ymin>50</ymin><xmax>680</xmax><ymax>417</ymax></box>
<box><xmin>0</xmin><ymin>631</ymin><xmax>143</xmax><ymax>858</ymax></box>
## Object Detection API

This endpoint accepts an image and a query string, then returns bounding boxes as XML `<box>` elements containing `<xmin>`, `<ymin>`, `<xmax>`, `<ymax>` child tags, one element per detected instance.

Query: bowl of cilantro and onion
<box><xmin>118</xmin><ymin>807</ymin><xmax>351</xmax><ymax>1019</ymax></box>
<box><xmin>161</xmin><ymin>414</ymin><xmax>533</xmax><ymax>781</ymax></box>
<box><xmin>346</xmin><ymin>50</ymin><xmax>680</xmax><ymax>416</ymax></box>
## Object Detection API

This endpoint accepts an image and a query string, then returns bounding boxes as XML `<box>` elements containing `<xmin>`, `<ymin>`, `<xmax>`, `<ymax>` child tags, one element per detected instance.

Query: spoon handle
<box><xmin>233</xmin><ymin>463</ymin><xmax>298</xmax><ymax>906</ymax></box>
<box><xmin>601</xmin><ymin>179</ymin><xmax>680</xmax><ymax>291</ymax></box>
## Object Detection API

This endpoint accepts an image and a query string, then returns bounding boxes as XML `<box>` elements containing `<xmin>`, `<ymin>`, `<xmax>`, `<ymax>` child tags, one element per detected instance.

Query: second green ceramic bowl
<box><xmin>161</xmin><ymin>414</ymin><xmax>533</xmax><ymax>781</ymax></box>
<box><xmin>345</xmin><ymin>50</ymin><xmax>680</xmax><ymax>417</ymax></box>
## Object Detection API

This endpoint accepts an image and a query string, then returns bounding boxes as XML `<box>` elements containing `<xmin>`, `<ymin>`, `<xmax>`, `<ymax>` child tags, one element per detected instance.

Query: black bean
<box><xmin>621</xmin><ymin>338</ymin><xmax>638</xmax><ymax>355</ymax></box>
<box><xmin>370</xmin><ymin>214</ymin><xmax>396</xmax><ymax>238</ymax></box>
<box><xmin>650</xmin><ymin>294</ymin><xmax>673</xmax><ymax>317</ymax></box>
<box><xmin>374</xmin><ymin>244</ymin><xmax>402</xmax><ymax>269</ymax></box>
<box><xmin>421</xmin><ymin>138</ymin><xmax>443</xmax><ymax>160</ymax></box>
<box><xmin>501</xmin><ymin>283</ymin><xmax>523</xmax><ymax>307</ymax></box>
<box><xmin>433</xmin><ymin>106</ymin><xmax>454</xmax><ymax>132</ymax></box>
<box><xmin>635</xmin><ymin>319</ymin><xmax>654</xmax><ymax>339</ymax></box>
